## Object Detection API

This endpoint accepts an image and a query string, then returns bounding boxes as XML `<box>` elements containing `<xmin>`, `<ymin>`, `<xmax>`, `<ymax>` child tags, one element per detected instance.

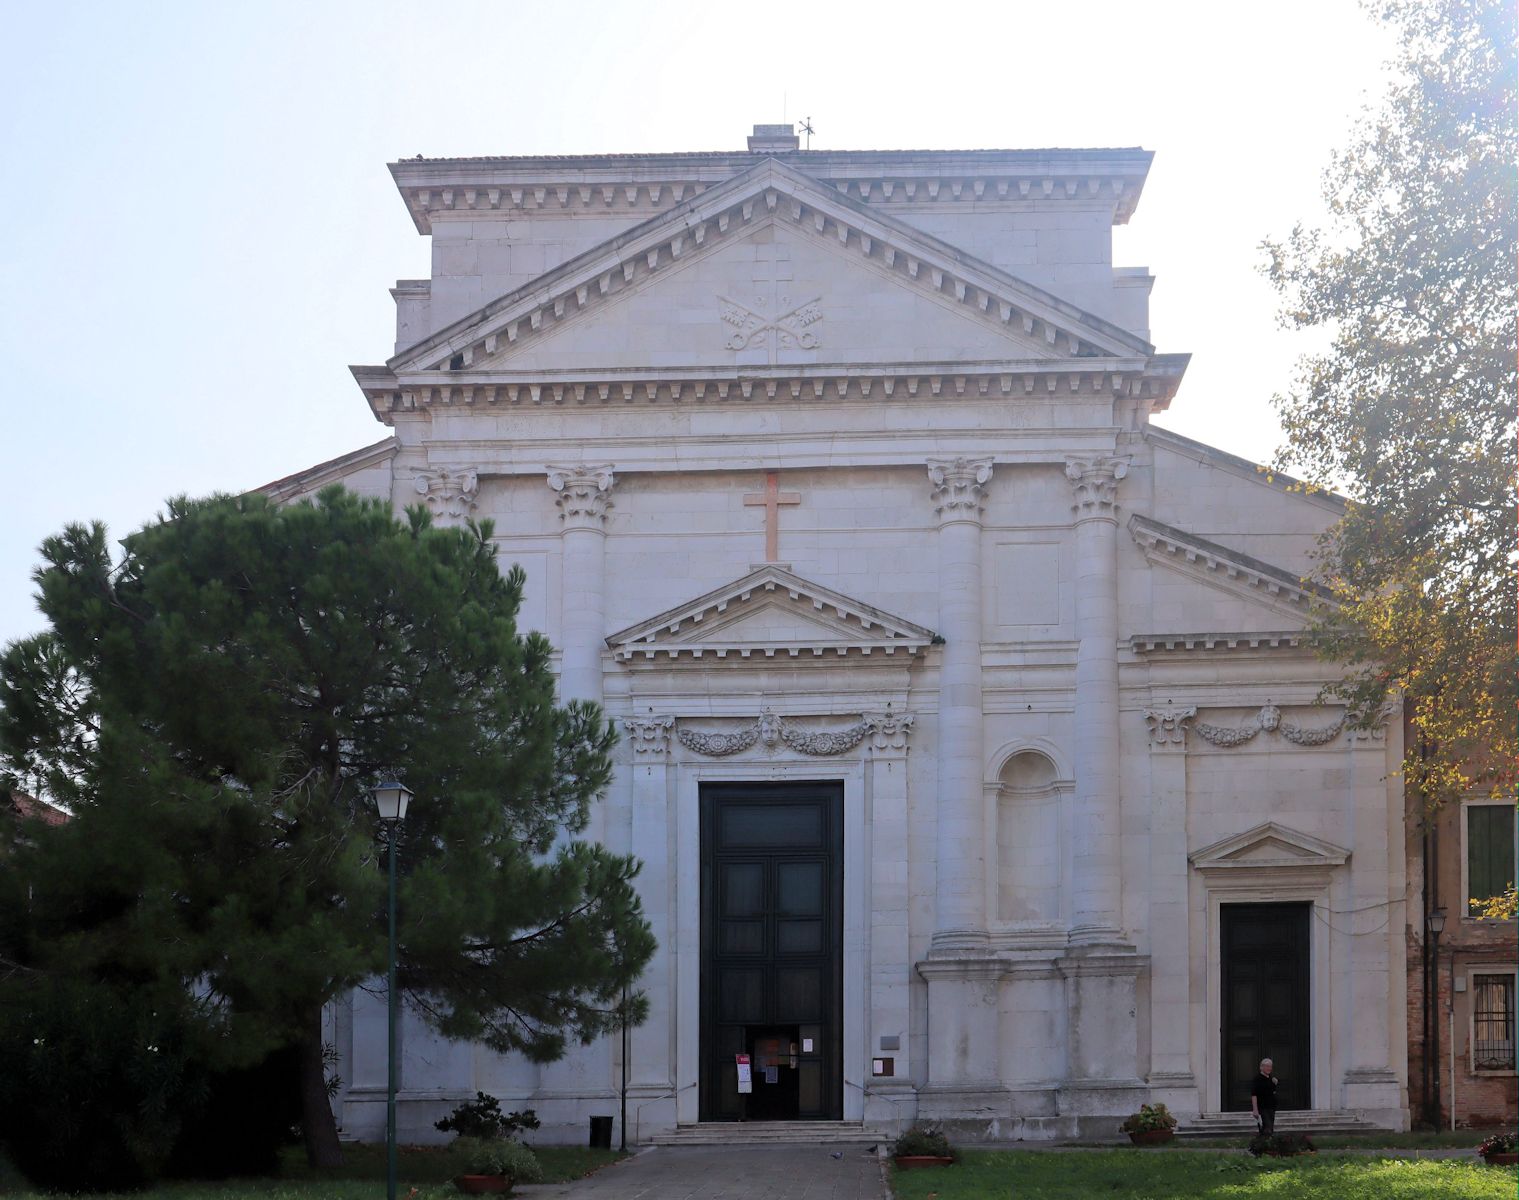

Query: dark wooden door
<box><xmin>1222</xmin><ymin>902</ymin><xmax>1311</xmax><ymax>1111</ymax></box>
<box><xmin>699</xmin><ymin>783</ymin><xmax>843</xmax><ymax>1121</ymax></box>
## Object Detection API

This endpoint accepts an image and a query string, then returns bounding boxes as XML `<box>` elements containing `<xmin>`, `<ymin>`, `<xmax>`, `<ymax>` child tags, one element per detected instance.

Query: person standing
<box><xmin>1250</xmin><ymin>1057</ymin><xmax>1279</xmax><ymax>1136</ymax></box>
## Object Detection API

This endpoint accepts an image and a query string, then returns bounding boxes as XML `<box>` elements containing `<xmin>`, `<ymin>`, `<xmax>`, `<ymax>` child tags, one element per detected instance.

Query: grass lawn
<box><xmin>1178</xmin><ymin>1129</ymin><xmax>1498</xmax><ymax>1150</ymax></box>
<box><xmin>889</xmin><ymin>1149</ymin><xmax>1516</xmax><ymax>1200</ymax></box>
<box><xmin>0</xmin><ymin>1142</ymin><xmax>624</xmax><ymax>1198</ymax></box>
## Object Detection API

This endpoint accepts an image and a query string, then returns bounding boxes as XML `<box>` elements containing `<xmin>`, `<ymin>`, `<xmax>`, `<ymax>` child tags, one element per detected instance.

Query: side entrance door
<box><xmin>1221</xmin><ymin>901</ymin><xmax>1311</xmax><ymax>1111</ymax></box>
<box><xmin>699</xmin><ymin>782</ymin><xmax>843</xmax><ymax>1121</ymax></box>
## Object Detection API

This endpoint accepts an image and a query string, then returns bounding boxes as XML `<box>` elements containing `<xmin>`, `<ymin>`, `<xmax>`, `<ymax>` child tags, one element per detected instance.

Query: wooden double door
<box><xmin>699</xmin><ymin>783</ymin><xmax>843</xmax><ymax>1121</ymax></box>
<box><xmin>1222</xmin><ymin>902</ymin><xmax>1311</xmax><ymax>1111</ymax></box>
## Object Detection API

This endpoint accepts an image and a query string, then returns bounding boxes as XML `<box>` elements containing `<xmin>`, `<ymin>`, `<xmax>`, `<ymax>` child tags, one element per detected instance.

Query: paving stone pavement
<box><xmin>522</xmin><ymin>1143</ymin><xmax>888</xmax><ymax>1199</ymax></box>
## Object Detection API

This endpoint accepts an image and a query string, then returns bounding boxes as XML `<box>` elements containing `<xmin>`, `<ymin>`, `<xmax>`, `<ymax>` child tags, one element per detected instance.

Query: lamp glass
<box><xmin>1428</xmin><ymin>907</ymin><xmax>1446</xmax><ymax>935</ymax></box>
<box><xmin>373</xmin><ymin>781</ymin><xmax>412</xmax><ymax>823</ymax></box>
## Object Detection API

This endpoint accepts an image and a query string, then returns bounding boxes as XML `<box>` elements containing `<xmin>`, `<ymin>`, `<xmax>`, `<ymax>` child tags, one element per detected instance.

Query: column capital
<box><xmin>1064</xmin><ymin>455</ymin><xmax>1130</xmax><ymax>518</ymax></box>
<box><xmin>1143</xmin><ymin>704</ymin><xmax>1197</xmax><ymax>750</ymax></box>
<box><xmin>927</xmin><ymin>456</ymin><xmax>994</xmax><ymax>521</ymax></box>
<box><xmin>414</xmin><ymin>466</ymin><xmax>480</xmax><ymax>522</ymax></box>
<box><xmin>546</xmin><ymin>464</ymin><xmax>616</xmax><ymax>529</ymax></box>
<box><xmin>623</xmin><ymin>714</ymin><xmax>674</xmax><ymax>757</ymax></box>
<box><xmin>864</xmin><ymin>711</ymin><xmax>915</xmax><ymax>754</ymax></box>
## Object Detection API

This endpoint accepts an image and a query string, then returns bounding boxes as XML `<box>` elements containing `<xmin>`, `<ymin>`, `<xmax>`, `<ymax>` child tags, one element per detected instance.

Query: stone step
<box><xmin>651</xmin><ymin>1120</ymin><xmax>890</xmax><ymax>1146</ymax></box>
<box><xmin>1177</xmin><ymin>1110</ymin><xmax>1381</xmax><ymax>1138</ymax></box>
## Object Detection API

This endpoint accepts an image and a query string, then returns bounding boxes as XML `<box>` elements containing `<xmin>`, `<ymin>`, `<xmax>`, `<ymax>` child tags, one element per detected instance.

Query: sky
<box><xmin>0</xmin><ymin>0</ymin><xmax>1399</xmax><ymax>648</ymax></box>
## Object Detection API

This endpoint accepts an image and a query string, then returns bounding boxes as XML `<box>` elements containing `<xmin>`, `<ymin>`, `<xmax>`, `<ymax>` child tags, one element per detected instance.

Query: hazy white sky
<box><xmin>0</xmin><ymin>0</ymin><xmax>1397</xmax><ymax>647</ymax></box>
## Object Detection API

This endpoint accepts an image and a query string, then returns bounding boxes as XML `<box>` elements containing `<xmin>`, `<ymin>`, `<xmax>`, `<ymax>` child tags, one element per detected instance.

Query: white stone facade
<box><xmin>269</xmin><ymin>127</ymin><xmax>1408</xmax><ymax>1142</ymax></box>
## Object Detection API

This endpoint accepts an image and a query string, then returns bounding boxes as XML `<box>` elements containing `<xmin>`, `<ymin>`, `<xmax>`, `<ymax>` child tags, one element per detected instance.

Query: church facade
<box><xmin>267</xmin><ymin>126</ymin><xmax>1409</xmax><ymax>1140</ymax></box>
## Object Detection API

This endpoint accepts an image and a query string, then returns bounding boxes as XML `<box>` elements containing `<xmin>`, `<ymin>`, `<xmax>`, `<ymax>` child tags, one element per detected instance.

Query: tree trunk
<box><xmin>299</xmin><ymin>1006</ymin><xmax>344</xmax><ymax>1168</ymax></box>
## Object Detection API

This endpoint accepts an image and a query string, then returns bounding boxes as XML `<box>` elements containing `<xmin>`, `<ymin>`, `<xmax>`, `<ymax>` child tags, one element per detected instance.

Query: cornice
<box><xmin>352</xmin><ymin>358</ymin><xmax>1186</xmax><ymax>425</ymax></box>
<box><xmin>389</xmin><ymin>148</ymin><xmax>1153</xmax><ymax>233</ymax></box>
<box><xmin>1128</xmin><ymin>514</ymin><xmax>1333</xmax><ymax>616</ymax></box>
<box><xmin>383</xmin><ymin>159</ymin><xmax>1154</xmax><ymax>377</ymax></box>
<box><xmin>1130</xmin><ymin>631</ymin><xmax>1312</xmax><ymax>653</ymax></box>
<box><xmin>254</xmin><ymin>438</ymin><xmax>397</xmax><ymax>502</ymax></box>
<box><xmin>1145</xmin><ymin>425</ymin><xmax>1347</xmax><ymax>513</ymax></box>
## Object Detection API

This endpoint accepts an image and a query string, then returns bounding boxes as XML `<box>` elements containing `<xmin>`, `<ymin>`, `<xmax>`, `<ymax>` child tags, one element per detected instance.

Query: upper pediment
<box><xmin>388</xmin><ymin>158</ymin><xmax>1152</xmax><ymax>377</ymax></box>
<box><xmin>606</xmin><ymin>564</ymin><xmax>937</xmax><ymax>663</ymax></box>
<box><xmin>1189</xmin><ymin>822</ymin><xmax>1351</xmax><ymax>873</ymax></box>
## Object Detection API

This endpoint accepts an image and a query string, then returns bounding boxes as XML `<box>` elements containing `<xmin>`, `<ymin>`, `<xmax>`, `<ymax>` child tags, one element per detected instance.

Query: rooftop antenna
<box><xmin>800</xmin><ymin>117</ymin><xmax>815</xmax><ymax>149</ymax></box>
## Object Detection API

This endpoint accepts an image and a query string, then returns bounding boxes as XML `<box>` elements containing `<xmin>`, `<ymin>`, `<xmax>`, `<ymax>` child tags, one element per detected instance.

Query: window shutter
<box><xmin>1468</xmin><ymin>805</ymin><xmax>1517</xmax><ymax>905</ymax></box>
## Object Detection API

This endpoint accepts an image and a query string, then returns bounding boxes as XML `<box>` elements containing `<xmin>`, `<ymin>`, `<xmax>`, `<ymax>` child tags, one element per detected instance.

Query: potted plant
<box><xmin>1248</xmin><ymin>1131</ymin><xmax>1316</xmax><ymax>1158</ymax></box>
<box><xmin>891</xmin><ymin>1123</ymin><xmax>956</xmax><ymax>1168</ymax></box>
<box><xmin>1119</xmin><ymin>1103</ymin><xmax>1178</xmax><ymax>1145</ymax></box>
<box><xmin>451</xmin><ymin>1136</ymin><xmax>543</xmax><ymax>1195</ymax></box>
<box><xmin>1477</xmin><ymin>1131</ymin><xmax>1518</xmax><ymax>1166</ymax></box>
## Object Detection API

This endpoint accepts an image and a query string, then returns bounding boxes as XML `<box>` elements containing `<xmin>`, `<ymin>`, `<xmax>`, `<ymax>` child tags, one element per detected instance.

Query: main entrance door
<box><xmin>1222</xmin><ymin>902</ymin><xmax>1311</xmax><ymax>1111</ymax></box>
<box><xmin>699</xmin><ymin>782</ymin><xmax>843</xmax><ymax>1121</ymax></box>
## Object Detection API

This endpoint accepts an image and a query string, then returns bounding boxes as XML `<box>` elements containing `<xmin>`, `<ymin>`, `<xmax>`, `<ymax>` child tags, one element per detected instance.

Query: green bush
<box><xmin>434</xmin><ymin>1092</ymin><xmax>540</xmax><ymax>1141</ymax></box>
<box><xmin>892</xmin><ymin>1123</ymin><xmax>955</xmax><ymax>1159</ymax></box>
<box><xmin>1119</xmin><ymin>1103</ymin><xmax>1178</xmax><ymax>1134</ymax></box>
<box><xmin>450</xmin><ymin>1137</ymin><xmax>543</xmax><ymax>1183</ymax></box>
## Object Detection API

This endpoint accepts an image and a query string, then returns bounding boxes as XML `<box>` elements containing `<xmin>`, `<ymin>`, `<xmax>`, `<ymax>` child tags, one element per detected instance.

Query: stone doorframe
<box><xmin>671</xmin><ymin>753</ymin><xmax>870</xmax><ymax>1124</ymax></box>
<box><xmin>1190</xmin><ymin>826</ymin><xmax>1351</xmax><ymax>1114</ymax></box>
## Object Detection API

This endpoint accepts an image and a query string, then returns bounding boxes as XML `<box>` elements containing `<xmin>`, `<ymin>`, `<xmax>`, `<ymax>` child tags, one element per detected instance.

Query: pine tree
<box><xmin>0</xmin><ymin>487</ymin><xmax>655</xmax><ymax>1167</ymax></box>
<box><xmin>1262</xmin><ymin>0</ymin><xmax>1517</xmax><ymax>807</ymax></box>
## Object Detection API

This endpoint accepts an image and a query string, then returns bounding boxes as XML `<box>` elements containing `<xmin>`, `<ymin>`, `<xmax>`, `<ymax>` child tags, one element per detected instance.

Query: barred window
<box><xmin>1472</xmin><ymin>973</ymin><xmax>1516</xmax><ymax>1071</ymax></box>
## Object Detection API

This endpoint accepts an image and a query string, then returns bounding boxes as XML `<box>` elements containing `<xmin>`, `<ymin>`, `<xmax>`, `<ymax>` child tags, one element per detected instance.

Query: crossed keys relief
<box><xmin>718</xmin><ymin>293</ymin><xmax>823</xmax><ymax>353</ymax></box>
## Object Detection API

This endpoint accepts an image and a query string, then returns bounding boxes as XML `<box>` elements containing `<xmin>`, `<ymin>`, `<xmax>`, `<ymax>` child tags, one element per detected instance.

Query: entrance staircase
<box><xmin>1177</xmin><ymin>1110</ymin><xmax>1382</xmax><ymax>1139</ymax></box>
<box><xmin>652</xmin><ymin>1120</ymin><xmax>891</xmax><ymax>1146</ymax></box>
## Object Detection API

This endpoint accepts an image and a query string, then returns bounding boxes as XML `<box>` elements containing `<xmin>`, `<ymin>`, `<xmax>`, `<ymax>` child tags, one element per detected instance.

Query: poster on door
<box><xmin>735</xmin><ymin>1053</ymin><xmax>752</xmax><ymax>1094</ymax></box>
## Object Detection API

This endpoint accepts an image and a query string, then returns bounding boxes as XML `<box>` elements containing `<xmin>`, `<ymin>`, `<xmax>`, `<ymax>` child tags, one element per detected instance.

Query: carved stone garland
<box><xmin>1192</xmin><ymin>703</ymin><xmax>1347</xmax><ymax>748</ymax></box>
<box><xmin>676</xmin><ymin>707</ymin><xmax>872</xmax><ymax>757</ymax></box>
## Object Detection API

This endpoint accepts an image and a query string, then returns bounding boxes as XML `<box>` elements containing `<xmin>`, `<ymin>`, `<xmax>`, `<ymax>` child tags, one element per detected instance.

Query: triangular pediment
<box><xmin>1189</xmin><ymin>822</ymin><xmax>1351</xmax><ymax>873</ymax></box>
<box><xmin>389</xmin><ymin>158</ymin><xmax>1152</xmax><ymax>377</ymax></box>
<box><xmin>1129</xmin><ymin>514</ymin><xmax>1334</xmax><ymax>623</ymax></box>
<box><xmin>606</xmin><ymin>564</ymin><xmax>937</xmax><ymax>663</ymax></box>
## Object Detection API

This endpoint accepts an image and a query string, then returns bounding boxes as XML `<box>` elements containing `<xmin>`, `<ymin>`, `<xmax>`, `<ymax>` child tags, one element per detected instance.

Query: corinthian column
<box><xmin>926</xmin><ymin>457</ymin><xmax>994</xmax><ymax>945</ymax></box>
<box><xmin>1064</xmin><ymin>455</ymin><xmax>1129</xmax><ymax>941</ymax></box>
<box><xmin>546</xmin><ymin>465</ymin><xmax>615</xmax><ymax>704</ymax></box>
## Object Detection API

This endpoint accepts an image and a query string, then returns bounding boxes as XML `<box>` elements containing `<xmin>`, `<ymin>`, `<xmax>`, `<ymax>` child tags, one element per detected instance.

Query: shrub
<box><xmin>892</xmin><ymin>1123</ymin><xmax>955</xmax><ymax>1159</ymax></box>
<box><xmin>164</xmin><ymin>1044</ymin><xmax>302</xmax><ymax>1178</ymax></box>
<box><xmin>451</xmin><ymin>1136</ymin><xmax>543</xmax><ymax>1183</ymax></box>
<box><xmin>435</xmin><ymin>1092</ymin><xmax>540</xmax><ymax>1140</ymax></box>
<box><xmin>1119</xmin><ymin>1103</ymin><xmax>1178</xmax><ymax>1134</ymax></box>
<box><xmin>1477</xmin><ymin>1130</ymin><xmax>1517</xmax><ymax>1157</ymax></box>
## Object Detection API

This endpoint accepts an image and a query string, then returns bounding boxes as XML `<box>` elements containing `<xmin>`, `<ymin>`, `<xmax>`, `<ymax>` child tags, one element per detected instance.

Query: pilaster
<box><xmin>546</xmin><ymin>464</ymin><xmax>615</xmax><ymax>705</ymax></box>
<box><xmin>623</xmin><ymin>716</ymin><xmax>676</xmax><ymax>1091</ymax></box>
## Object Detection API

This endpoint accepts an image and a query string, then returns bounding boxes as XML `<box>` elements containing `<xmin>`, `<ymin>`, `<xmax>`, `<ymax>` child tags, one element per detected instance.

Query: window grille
<box><xmin>1472</xmin><ymin>974</ymin><xmax>1516</xmax><ymax>1071</ymax></box>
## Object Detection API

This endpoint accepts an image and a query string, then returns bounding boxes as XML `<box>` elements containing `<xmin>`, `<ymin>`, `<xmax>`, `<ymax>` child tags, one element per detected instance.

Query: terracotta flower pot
<box><xmin>1482</xmin><ymin>1152</ymin><xmax>1518</xmax><ymax>1166</ymax></box>
<box><xmin>1126</xmin><ymin>1129</ymin><xmax>1175</xmax><ymax>1146</ymax></box>
<box><xmin>894</xmin><ymin>1155</ymin><xmax>955</xmax><ymax>1169</ymax></box>
<box><xmin>454</xmin><ymin>1174</ymin><xmax>511</xmax><ymax>1195</ymax></box>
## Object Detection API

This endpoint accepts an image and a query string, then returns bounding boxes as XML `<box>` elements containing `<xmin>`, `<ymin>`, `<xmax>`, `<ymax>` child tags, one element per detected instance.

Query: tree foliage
<box><xmin>0</xmin><ymin>487</ymin><xmax>655</xmax><ymax>1170</ymax></box>
<box><xmin>1263</xmin><ymin>0</ymin><xmax>1517</xmax><ymax>806</ymax></box>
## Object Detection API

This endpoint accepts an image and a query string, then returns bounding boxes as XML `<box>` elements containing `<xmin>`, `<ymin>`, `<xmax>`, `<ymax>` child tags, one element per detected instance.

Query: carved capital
<box><xmin>864</xmin><ymin>711</ymin><xmax>915</xmax><ymax>752</ymax></box>
<box><xmin>927</xmin><ymin>457</ymin><xmax>994</xmax><ymax>520</ymax></box>
<box><xmin>546</xmin><ymin>464</ymin><xmax>615</xmax><ymax>528</ymax></box>
<box><xmin>1143</xmin><ymin>704</ymin><xmax>1196</xmax><ymax>747</ymax></box>
<box><xmin>623</xmin><ymin>714</ymin><xmax>674</xmax><ymax>756</ymax></box>
<box><xmin>414</xmin><ymin>467</ymin><xmax>480</xmax><ymax>521</ymax></box>
<box><xmin>1064</xmin><ymin>455</ymin><xmax>1130</xmax><ymax>517</ymax></box>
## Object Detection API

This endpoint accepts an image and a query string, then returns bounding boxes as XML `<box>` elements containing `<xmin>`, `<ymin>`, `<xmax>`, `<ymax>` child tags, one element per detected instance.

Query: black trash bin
<box><xmin>589</xmin><ymin>1114</ymin><xmax>614</xmax><ymax>1149</ymax></box>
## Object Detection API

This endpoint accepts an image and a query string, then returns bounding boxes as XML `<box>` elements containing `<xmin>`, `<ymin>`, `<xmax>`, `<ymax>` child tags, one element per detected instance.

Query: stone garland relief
<box><xmin>1145</xmin><ymin>702</ymin><xmax>1392</xmax><ymax>749</ymax></box>
<box><xmin>671</xmin><ymin>708</ymin><xmax>911</xmax><ymax>757</ymax></box>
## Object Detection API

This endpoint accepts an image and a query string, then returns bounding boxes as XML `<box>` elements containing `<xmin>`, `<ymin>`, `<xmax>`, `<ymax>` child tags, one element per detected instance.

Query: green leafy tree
<box><xmin>1262</xmin><ymin>0</ymin><xmax>1517</xmax><ymax>817</ymax></box>
<box><xmin>0</xmin><ymin>487</ymin><xmax>655</xmax><ymax>1168</ymax></box>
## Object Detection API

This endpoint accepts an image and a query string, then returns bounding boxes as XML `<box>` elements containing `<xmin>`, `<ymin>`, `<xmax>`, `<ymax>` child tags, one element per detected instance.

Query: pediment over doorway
<box><xmin>1188</xmin><ymin>822</ymin><xmax>1351</xmax><ymax>874</ymax></box>
<box><xmin>605</xmin><ymin>564</ymin><xmax>937</xmax><ymax>663</ymax></box>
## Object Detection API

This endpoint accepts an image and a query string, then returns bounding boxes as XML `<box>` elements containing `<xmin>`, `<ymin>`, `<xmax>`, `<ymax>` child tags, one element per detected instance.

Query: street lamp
<box><xmin>1426</xmin><ymin>905</ymin><xmax>1446</xmax><ymax>1125</ymax></box>
<box><xmin>373</xmin><ymin>781</ymin><xmax>413</xmax><ymax>1200</ymax></box>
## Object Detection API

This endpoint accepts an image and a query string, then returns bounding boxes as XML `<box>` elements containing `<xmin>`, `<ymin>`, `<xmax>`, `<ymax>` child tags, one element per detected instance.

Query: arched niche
<box><xmin>996</xmin><ymin>749</ymin><xmax>1062</xmax><ymax>923</ymax></box>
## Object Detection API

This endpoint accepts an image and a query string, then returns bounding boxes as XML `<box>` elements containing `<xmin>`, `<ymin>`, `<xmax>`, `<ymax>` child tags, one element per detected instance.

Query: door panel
<box><xmin>1221</xmin><ymin>903</ymin><xmax>1311</xmax><ymax>1111</ymax></box>
<box><xmin>700</xmin><ymin>783</ymin><xmax>843</xmax><ymax>1121</ymax></box>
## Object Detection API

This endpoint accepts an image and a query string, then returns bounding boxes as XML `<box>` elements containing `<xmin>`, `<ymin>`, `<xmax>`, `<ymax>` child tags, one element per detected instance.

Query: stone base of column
<box><xmin>1146</xmin><ymin>1071</ymin><xmax>1201</xmax><ymax>1118</ymax></box>
<box><xmin>1060</xmin><ymin>943</ymin><xmax>1146</xmax><ymax>1091</ymax></box>
<box><xmin>1341</xmin><ymin>1068</ymin><xmax>1403</xmax><ymax>1123</ymax></box>
<box><xmin>862</xmin><ymin>1080</ymin><xmax>918</xmax><ymax>1131</ymax></box>
<box><xmin>914</xmin><ymin>1083</ymin><xmax>1012</xmax><ymax>1139</ymax></box>
<box><xmin>917</xmin><ymin>956</ymin><xmax>1002</xmax><ymax>1098</ymax></box>
<box><xmin>1055</xmin><ymin>1078</ymin><xmax>1149</xmax><ymax>1117</ymax></box>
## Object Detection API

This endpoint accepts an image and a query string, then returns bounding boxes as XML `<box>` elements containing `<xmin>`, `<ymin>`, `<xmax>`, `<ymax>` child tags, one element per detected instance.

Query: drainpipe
<box><xmin>1448</xmin><ymin>948</ymin><xmax>1456</xmax><ymax>1132</ymax></box>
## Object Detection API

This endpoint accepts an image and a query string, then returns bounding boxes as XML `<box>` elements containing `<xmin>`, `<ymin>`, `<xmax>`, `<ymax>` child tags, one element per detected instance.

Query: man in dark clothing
<box><xmin>1250</xmin><ymin>1057</ymin><xmax>1279</xmax><ymax>1136</ymax></box>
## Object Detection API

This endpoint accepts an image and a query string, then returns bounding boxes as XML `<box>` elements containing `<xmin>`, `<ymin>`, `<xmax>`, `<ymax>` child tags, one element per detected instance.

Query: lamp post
<box><xmin>1426</xmin><ymin>905</ymin><xmax>1446</xmax><ymax>1126</ymax></box>
<box><xmin>373</xmin><ymin>781</ymin><xmax>413</xmax><ymax>1200</ymax></box>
